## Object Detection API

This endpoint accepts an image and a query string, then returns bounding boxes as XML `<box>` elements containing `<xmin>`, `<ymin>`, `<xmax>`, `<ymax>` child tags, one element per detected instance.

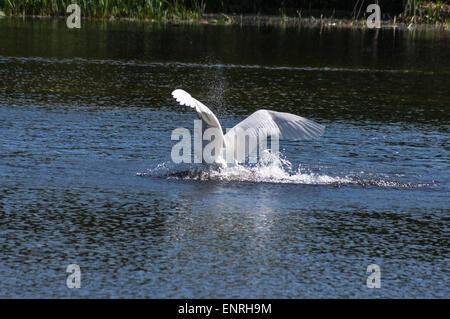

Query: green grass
<box><xmin>0</xmin><ymin>0</ymin><xmax>205</xmax><ymax>20</ymax></box>
<box><xmin>0</xmin><ymin>0</ymin><xmax>447</xmax><ymax>26</ymax></box>
<box><xmin>403</xmin><ymin>0</ymin><xmax>448</xmax><ymax>23</ymax></box>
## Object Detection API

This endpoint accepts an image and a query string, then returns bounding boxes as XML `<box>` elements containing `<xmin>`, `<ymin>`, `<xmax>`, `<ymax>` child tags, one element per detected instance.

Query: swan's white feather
<box><xmin>171</xmin><ymin>89</ymin><xmax>222</xmax><ymax>129</ymax></box>
<box><xmin>223</xmin><ymin>110</ymin><xmax>324</xmax><ymax>163</ymax></box>
<box><xmin>225</xmin><ymin>109</ymin><xmax>325</xmax><ymax>141</ymax></box>
<box><xmin>172</xmin><ymin>89</ymin><xmax>225</xmax><ymax>165</ymax></box>
<box><xmin>171</xmin><ymin>89</ymin><xmax>325</xmax><ymax>165</ymax></box>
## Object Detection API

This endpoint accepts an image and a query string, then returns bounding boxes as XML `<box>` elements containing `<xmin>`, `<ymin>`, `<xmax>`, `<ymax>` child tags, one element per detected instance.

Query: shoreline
<box><xmin>1</xmin><ymin>13</ymin><xmax>449</xmax><ymax>31</ymax></box>
<box><xmin>201</xmin><ymin>13</ymin><xmax>450</xmax><ymax>31</ymax></box>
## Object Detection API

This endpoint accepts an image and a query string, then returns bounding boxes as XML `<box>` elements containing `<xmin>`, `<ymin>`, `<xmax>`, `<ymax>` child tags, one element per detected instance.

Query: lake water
<box><xmin>0</xmin><ymin>18</ymin><xmax>449</xmax><ymax>298</ymax></box>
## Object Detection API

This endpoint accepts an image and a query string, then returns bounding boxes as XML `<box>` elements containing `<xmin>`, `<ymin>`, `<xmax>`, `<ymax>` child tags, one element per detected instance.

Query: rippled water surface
<box><xmin>0</xmin><ymin>18</ymin><xmax>449</xmax><ymax>298</ymax></box>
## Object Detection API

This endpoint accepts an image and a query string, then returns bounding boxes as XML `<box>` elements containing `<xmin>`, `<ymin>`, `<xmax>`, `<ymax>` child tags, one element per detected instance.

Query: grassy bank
<box><xmin>0</xmin><ymin>0</ymin><xmax>205</xmax><ymax>20</ymax></box>
<box><xmin>0</xmin><ymin>0</ymin><xmax>449</xmax><ymax>27</ymax></box>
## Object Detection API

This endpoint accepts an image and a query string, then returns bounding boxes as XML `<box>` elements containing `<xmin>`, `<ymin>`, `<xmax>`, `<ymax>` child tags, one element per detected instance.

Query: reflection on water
<box><xmin>0</xmin><ymin>18</ymin><xmax>448</xmax><ymax>298</ymax></box>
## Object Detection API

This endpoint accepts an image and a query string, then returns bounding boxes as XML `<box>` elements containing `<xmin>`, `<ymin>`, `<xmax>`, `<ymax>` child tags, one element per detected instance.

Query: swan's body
<box><xmin>172</xmin><ymin>89</ymin><xmax>324</xmax><ymax>166</ymax></box>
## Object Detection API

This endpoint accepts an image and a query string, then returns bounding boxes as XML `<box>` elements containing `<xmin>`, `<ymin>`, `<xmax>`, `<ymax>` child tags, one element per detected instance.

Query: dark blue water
<box><xmin>0</xmin><ymin>18</ymin><xmax>449</xmax><ymax>298</ymax></box>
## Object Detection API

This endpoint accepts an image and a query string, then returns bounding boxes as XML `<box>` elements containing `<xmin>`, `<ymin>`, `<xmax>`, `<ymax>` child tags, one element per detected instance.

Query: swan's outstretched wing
<box><xmin>223</xmin><ymin>109</ymin><xmax>324</xmax><ymax>162</ymax></box>
<box><xmin>172</xmin><ymin>89</ymin><xmax>225</xmax><ymax>164</ymax></box>
<box><xmin>171</xmin><ymin>89</ymin><xmax>222</xmax><ymax>130</ymax></box>
<box><xmin>225</xmin><ymin>109</ymin><xmax>324</xmax><ymax>141</ymax></box>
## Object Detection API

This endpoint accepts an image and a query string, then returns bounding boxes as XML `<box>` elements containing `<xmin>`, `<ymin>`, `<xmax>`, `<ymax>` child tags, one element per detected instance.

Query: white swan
<box><xmin>172</xmin><ymin>89</ymin><xmax>324</xmax><ymax>166</ymax></box>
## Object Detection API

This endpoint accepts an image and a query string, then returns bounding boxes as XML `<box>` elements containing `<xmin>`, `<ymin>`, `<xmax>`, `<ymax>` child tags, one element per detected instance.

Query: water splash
<box><xmin>137</xmin><ymin>151</ymin><xmax>430</xmax><ymax>188</ymax></box>
<box><xmin>138</xmin><ymin>152</ymin><xmax>350</xmax><ymax>185</ymax></box>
